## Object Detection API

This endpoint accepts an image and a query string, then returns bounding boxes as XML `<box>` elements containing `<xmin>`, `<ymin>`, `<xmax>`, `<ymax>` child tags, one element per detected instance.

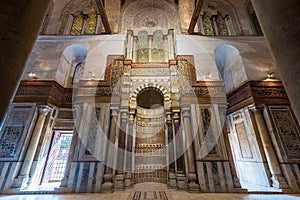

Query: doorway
<box><xmin>41</xmin><ymin>131</ymin><xmax>73</xmax><ymax>188</ymax></box>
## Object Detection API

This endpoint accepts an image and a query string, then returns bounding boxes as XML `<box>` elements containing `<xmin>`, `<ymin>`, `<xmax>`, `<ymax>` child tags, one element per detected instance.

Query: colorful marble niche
<box><xmin>152</xmin><ymin>35</ymin><xmax>164</xmax><ymax>62</ymax></box>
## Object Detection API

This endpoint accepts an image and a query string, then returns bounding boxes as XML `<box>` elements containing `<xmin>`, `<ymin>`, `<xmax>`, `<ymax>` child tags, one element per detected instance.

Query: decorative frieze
<box><xmin>269</xmin><ymin>106</ymin><xmax>300</xmax><ymax>160</ymax></box>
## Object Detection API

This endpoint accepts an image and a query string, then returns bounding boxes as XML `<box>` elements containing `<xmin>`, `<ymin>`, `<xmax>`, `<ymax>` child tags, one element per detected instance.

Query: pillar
<box><xmin>132</xmin><ymin>36</ymin><xmax>138</xmax><ymax>63</ymax></box>
<box><xmin>211</xmin><ymin>16</ymin><xmax>219</xmax><ymax>36</ymax></box>
<box><xmin>13</xmin><ymin>105</ymin><xmax>51</xmax><ymax>188</ymax></box>
<box><xmin>102</xmin><ymin>109</ymin><xmax>119</xmax><ymax>190</ymax></box>
<box><xmin>168</xmin><ymin>29</ymin><xmax>175</xmax><ymax>60</ymax></box>
<box><xmin>125</xmin><ymin>30</ymin><xmax>133</xmax><ymax>60</ymax></box>
<box><xmin>163</xmin><ymin>35</ymin><xmax>169</xmax><ymax>62</ymax></box>
<box><xmin>198</xmin><ymin>14</ymin><xmax>205</xmax><ymax>35</ymax></box>
<box><xmin>167</xmin><ymin>113</ymin><xmax>176</xmax><ymax>188</ymax></box>
<box><xmin>182</xmin><ymin>107</ymin><xmax>199</xmax><ymax>191</ymax></box>
<box><xmin>250</xmin><ymin>0</ymin><xmax>300</xmax><ymax>123</ymax></box>
<box><xmin>173</xmin><ymin>111</ymin><xmax>187</xmax><ymax>189</ymax></box>
<box><xmin>124</xmin><ymin>113</ymin><xmax>134</xmax><ymax>188</ymax></box>
<box><xmin>249</xmin><ymin>106</ymin><xmax>289</xmax><ymax>189</ymax></box>
<box><xmin>115</xmin><ymin>111</ymin><xmax>128</xmax><ymax>189</ymax></box>
<box><xmin>0</xmin><ymin>0</ymin><xmax>50</xmax><ymax>123</ymax></box>
<box><xmin>148</xmin><ymin>36</ymin><xmax>153</xmax><ymax>62</ymax></box>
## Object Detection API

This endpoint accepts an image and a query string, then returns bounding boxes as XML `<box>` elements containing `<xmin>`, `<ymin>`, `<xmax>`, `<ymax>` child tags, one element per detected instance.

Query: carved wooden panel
<box><xmin>269</xmin><ymin>106</ymin><xmax>300</xmax><ymax>160</ymax></box>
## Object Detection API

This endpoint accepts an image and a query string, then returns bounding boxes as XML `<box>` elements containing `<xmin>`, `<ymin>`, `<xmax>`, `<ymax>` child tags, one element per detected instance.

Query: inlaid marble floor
<box><xmin>0</xmin><ymin>183</ymin><xmax>300</xmax><ymax>200</ymax></box>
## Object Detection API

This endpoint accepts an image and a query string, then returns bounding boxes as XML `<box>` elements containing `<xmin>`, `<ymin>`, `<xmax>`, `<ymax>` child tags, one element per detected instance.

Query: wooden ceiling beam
<box><xmin>95</xmin><ymin>0</ymin><xmax>112</xmax><ymax>34</ymax></box>
<box><xmin>188</xmin><ymin>0</ymin><xmax>204</xmax><ymax>34</ymax></box>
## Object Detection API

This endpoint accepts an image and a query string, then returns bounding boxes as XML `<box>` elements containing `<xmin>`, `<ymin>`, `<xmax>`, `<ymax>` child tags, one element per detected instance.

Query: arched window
<box><xmin>56</xmin><ymin>44</ymin><xmax>87</xmax><ymax>87</ymax></box>
<box><xmin>202</xmin><ymin>13</ymin><xmax>214</xmax><ymax>36</ymax></box>
<box><xmin>152</xmin><ymin>31</ymin><xmax>164</xmax><ymax>62</ymax></box>
<box><xmin>247</xmin><ymin>2</ymin><xmax>263</xmax><ymax>36</ymax></box>
<box><xmin>72</xmin><ymin>62</ymin><xmax>85</xmax><ymax>84</ymax></box>
<box><xmin>70</xmin><ymin>13</ymin><xmax>98</xmax><ymax>35</ymax></box>
<box><xmin>199</xmin><ymin>0</ymin><xmax>241</xmax><ymax>36</ymax></box>
<box><xmin>216</xmin><ymin>13</ymin><xmax>228</xmax><ymax>36</ymax></box>
<box><xmin>136</xmin><ymin>31</ymin><xmax>149</xmax><ymax>63</ymax></box>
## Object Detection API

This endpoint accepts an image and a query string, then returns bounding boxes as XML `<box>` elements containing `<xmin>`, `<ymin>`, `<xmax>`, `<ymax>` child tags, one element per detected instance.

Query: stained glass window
<box><xmin>84</xmin><ymin>14</ymin><xmax>97</xmax><ymax>35</ymax></box>
<box><xmin>216</xmin><ymin>14</ymin><xmax>228</xmax><ymax>36</ymax></box>
<box><xmin>70</xmin><ymin>14</ymin><xmax>84</xmax><ymax>35</ymax></box>
<box><xmin>202</xmin><ymin>14</ymin><xmax>214</xmax><ymax>36</ymax></box>
<box><xmin>152</xmin><ymin>31</ymin><xmax>164</xmax><ymax>62</ymax></box>
<box><xmin>43</xmin><ymin>132</ymin><xmax>73</xmax><ymax>183</ymax></box>
<box><xmin>137</xmin><ymin>31</ymin><xmax>149</xmax><ymax>63</ymax></box>
<box><xmin>72</xmin><ymin>62</ymin><xmax>84</xmax><ymax>84</ymax></box>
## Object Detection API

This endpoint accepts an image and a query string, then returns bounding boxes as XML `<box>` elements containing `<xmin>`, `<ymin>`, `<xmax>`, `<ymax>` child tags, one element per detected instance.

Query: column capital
<box><xmin>248</xmin><ymin>104</ymin><xmax>264</xmax><ymax>113</ymax></box>
<box><xmin>121</xmin><ymin>111</ymin><xmax>129</xmax><ymax>119</ymax></box>
<box><xmin>181</xmin><ymin>107</ymin><xmax>191</xmax><ymax>117</ymax></box>
<box><xmin>38</xmin><ymin>105</ymin><xmax>51</xmax><ymax>116</ymax></box>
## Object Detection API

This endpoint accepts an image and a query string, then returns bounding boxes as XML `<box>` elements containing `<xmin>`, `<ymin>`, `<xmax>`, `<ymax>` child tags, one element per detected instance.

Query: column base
<box><xmin>11</xmin><ymin>175</ymin><xmax>30</xmax><ymax>189</ymax></box>
<box><xmin>114</xmin><ymin>173</ymin><xmax>125</xmax><ymax>190</ymax></box>
<box><xmin>176</xmin><ymin>172</ymin><xmax>187</xmax><ymax>189</ymax></box>
<box><xmin>187</xmin><ymin>173</ymin><xmax>200</xmax><ymax>192</ymax></box>
<box><xmin>124</xmin><ymin>172</ymin><xmax>133</xmax><ymax>188</ymax></box>
<box><xmin>54</xmin><ymin>187</ymin><xmax>72</xmax><ymax>194</ymax></box>
<box><xmin>271</xmin><ymin>174</ymin><xmax>290</xmax><ymax>189</ymax></box>
<box><xmin>168</xmin><ymin>172</ymin><xmax>177</xmax><ymax>188</ymax></box>
<box><xmin>101</xmin><ymin>174</ymin><xmax>114</xmax><ymax>192</ymax></box>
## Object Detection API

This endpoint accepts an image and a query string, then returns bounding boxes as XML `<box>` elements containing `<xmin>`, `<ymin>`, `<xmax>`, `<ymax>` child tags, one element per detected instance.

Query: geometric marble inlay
<box><xmin>131</xmin><ymin>191</ymin><xmax>168</xmax><ymax>200</ymax></box>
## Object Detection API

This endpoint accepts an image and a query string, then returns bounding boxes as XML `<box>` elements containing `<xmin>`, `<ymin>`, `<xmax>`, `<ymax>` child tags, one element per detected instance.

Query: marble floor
<box><xmin>0</xmin><ymin>183</ymin><xmax>300</xmax><ymax>200</ymax></box>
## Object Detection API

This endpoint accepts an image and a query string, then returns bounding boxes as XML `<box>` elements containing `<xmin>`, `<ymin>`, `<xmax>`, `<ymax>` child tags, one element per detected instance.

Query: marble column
<box><xmin>198</xmin><ymin>14</ymin><xmax>205</xmax><ymax>35</ymax></box>
<box><xmin>211</xmin><ymin>16</ymin><xmax>219</xmax><ymax>36</ymax></box>
<box><xmin>0</xmin><ymin>0</ymin><xmax>50</xmax><ymax>122</ymax></box>
<box><xmin>125</xmin><ymin>30</ymin><xmax>133</xmax><ymax>60</ymax></box>
<box><xmin>102</xmin><ymin>109</ymin><xmax>118</xmax><ymax>190</ymax></box>
<box><xmin>173</xmin><ymin>111</ymin><xmax>187</xmax><ymax>189</ymax></box>
<box><xmin>182</xmin><ymin>107</ymin><xmax>199</xmax><ymax>191</ymax></box>
<box><xmin>115</xmin><ymin>111</ymin><xmax>128</xmax><ymax>189</ymax></box>
<box><xmin>223</xmin><ymin>123</ymin><xmax>241</xmax><ymax>188</ymax></box>
<box><xmin>14</xmin><ymin>105</ymin><xmax>51</xmax><ymax>188</ymax></box>
<box><xmin>96</xmin><ymin>14</ymin><xmax>103</xmax><ymax>34</ymax></box>
<box><xmin>132</xmin><ymin>36</ymin><xmax>138</xmax><ymax>63</ymax></box>
<box><xmin>148</xmin><ymin>36</ymin><xmax>153</xmax><ymax>62</ymax></box>
<box><xmin>167</xmin><ymin>113</ymin><xmax>176</xmax><ymax>188</ymax></box>
<box><xmin>249</xmin><ymin>106</ymin><xmax>289</xmax><ymax>189</ymax></box>
<box><xmin>163</xmin><ymin>35</ymin><xmax>169</xmax><ymax>62</ymax></box>
<box><xmin>63</xmin><ymin>14</ymin><xmax>74</xmax><ymax>35</ymax></box>
<box><xmin>124</xmin><ymin>114</ymin><xmax>134</xmax><ymax>188</ymax></box>
<box><xmin>168</xmin><ymin>29</ymin><xmax>175</xmax><ymax>60</ymax></box>
<box><xmin>250</xmin><ymin>0</ymin><xmax>300</xmax><ymax>123</ymax></box>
